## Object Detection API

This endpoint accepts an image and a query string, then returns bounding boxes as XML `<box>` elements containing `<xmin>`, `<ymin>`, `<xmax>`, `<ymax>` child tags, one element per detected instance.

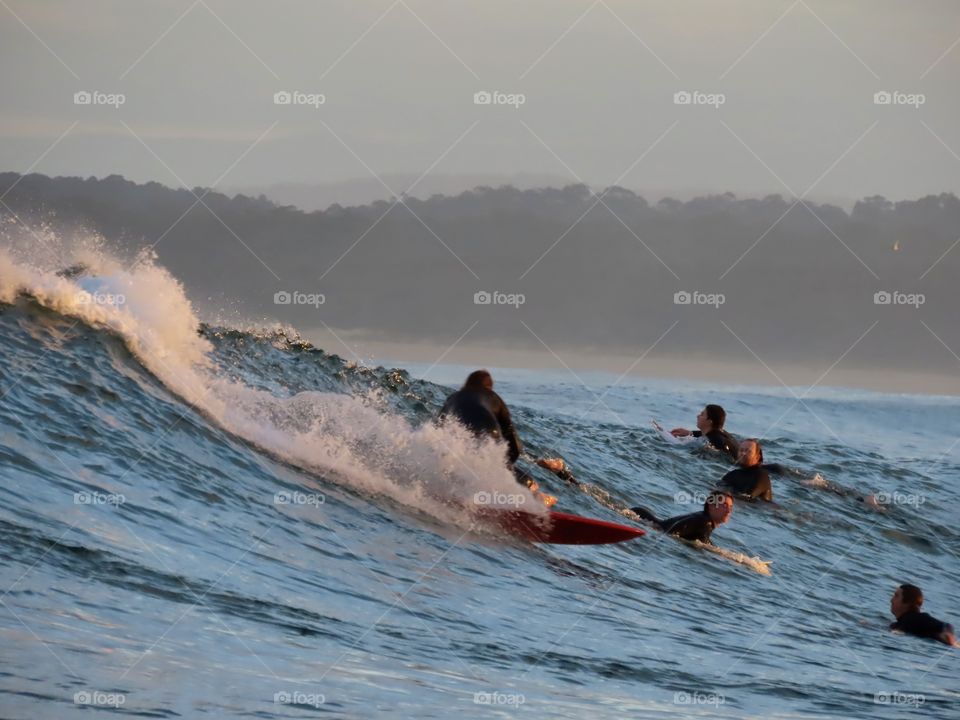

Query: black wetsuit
<box><xmin>719</xmin><ymin>465</ymin><xmax>773</xmax><ymax>501</ymax></box>
<box><xmin>692</xmin><ymin>429</ymin><xmax>739</xmax><ymax>460</ymax></box>
<box><xmin>439</xmin><ymin>387</ymin><xmax>522</xmax><ymax>464</ymax></box>
<box><xmin>891</xmin><ymin>610</ymin><xmax>955</xmax><ymax>644</ymax></box>
<box><xmin>630</xmin><ymin>507</ymin><xmax>717</xmax><ymax>544</ymax></box>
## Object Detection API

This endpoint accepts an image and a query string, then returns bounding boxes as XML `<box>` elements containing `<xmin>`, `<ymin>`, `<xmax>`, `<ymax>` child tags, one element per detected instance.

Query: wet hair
<box><xmin>705</xmin><ymin>404</ymin><xmax>726</xmax><ymax>429</ymax></box>
<box><xmin>704</xmin><ymin>490</ymin><xmax>733</xmax><ymax>511</ymax></box>
<box><xmin>899</xmin><ymin>584</ymin><xmax>923</xmax><ymax>610</ymax></box>
<box><xmin>463</xmin><ymin>369</ymin><xmax>493</xmax><ymax>391</ymax></box>
<box><xmin>742</xmin><ymin>438</ymin><xmax>764</xmax><ymax>463</ymax></box>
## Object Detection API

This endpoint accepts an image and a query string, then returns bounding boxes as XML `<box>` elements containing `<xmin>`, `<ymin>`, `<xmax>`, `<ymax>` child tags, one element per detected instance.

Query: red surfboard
<box><xmin>476</xmin><ymin>508</ymin><xmax>645</xmax><ymax>545</ymax></box>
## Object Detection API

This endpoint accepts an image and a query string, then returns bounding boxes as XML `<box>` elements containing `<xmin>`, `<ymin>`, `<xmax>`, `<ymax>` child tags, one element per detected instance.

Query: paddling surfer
<box><xmin>670</xmin><ymin>404</ymin><xmax>739</xmax><ymax>460</ymax></box>
<box><xmin>890</xmin><ymin>584</ymin><xmax>957</xmax><ymax>646</ymax></box>
<box><xmin>717</xmin><ymin>439</ymin><xmax>773</xmax><ymax>501</ymax></box>
<box><xmin>630</xmin><ymin>491</ymin><xmax>734</xmax><ymax>544</ymax></box>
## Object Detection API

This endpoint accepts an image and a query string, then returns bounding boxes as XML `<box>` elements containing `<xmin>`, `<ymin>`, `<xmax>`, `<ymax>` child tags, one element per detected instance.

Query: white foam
<box><xmin>802</xmin><ymin>473</ymin><xmax>829</xmax><ymax>488</ymax></box>
<box><xmin>0</xmin><ymin>242</ymin><xmax>539</xmax><ymax>525</ymax></box>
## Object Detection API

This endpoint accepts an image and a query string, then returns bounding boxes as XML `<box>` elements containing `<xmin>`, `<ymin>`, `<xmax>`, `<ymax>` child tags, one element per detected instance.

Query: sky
<box><xmin>2</xmin><ymin>0</ymin><xmax>960</xmax><ymax>206</ymax></box>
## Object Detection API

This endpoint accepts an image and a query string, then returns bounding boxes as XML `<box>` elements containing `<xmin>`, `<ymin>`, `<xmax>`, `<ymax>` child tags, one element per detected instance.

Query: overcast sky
<box><xmin>2</xmin><ymin>0</ymin><xmax>959</xmax><ymax>205</ymax></box>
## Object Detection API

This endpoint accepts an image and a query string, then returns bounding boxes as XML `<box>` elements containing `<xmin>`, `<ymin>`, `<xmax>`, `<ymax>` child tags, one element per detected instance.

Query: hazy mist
<box><xmin>2</xmin><ymin>1</ymin><xmax>960</xmax><ymax>392</ymax></box>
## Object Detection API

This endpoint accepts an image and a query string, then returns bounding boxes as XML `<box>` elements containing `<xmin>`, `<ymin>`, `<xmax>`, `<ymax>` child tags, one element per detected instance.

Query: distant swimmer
<box><xmin>890</xmin><ymin>584</ymin><xmax>957</xmax><ymax>646</ymax></box>
<box><xmin>717</xmin><ymin>439</ymin><xmax>773</xmax><ymax>501</ymax></box>
<box><xmin>670</xmin><ymin>404</ymin><xmax>739</xmax><ymax>460</ymax></box>
<box><xmin>630</xmin><ymin>491</ymin><xmax>734</xmax><ymax>544</ymax></box>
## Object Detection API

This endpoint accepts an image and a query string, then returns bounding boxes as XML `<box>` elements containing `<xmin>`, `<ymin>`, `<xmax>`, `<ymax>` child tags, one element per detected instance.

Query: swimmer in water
<box><xmin>630</xmin><ymin>491</ymin><xmax>734</xmax><ymax>544</ymax></box>
<box><xmin>889</xmin><ymin>584</ymin><xmax>957</xmax><ymax>646</ymax></box>
<box><xmin>671</xmin><ymin>404</ymin><xmax>739</xmax><ymax>461</ymax></box>
<box><xmin>717</xmin><ymin>438</ymin><xmax>773</xmax><ymax>501</ymax></box>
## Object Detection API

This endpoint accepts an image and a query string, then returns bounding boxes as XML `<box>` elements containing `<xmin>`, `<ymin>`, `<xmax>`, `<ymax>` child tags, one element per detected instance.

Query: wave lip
<box><xmin>0</xmin><ymin>244</ymin><xmax>533</xmax><ymax>527</ymax></box>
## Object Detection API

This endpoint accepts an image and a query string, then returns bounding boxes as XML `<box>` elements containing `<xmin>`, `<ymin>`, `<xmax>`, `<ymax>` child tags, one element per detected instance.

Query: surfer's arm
<box><xmin>438</xmin><ymin>396</ymin><xmax>452</xmax><ymax>420</ymax></box>
<box><xmin>753</xmin><ymin>471</ymin><xmax>773</xmax><ymax>501</ymax></box>
<box><xmin>536</xmin><ymin>458</ymin><xmax>579</xmax><ymax>485</ymax></box>
<box><xmin>493</xmin><ymin>394</ymin><xmax>522</xmax><ymax>464</ymax></box>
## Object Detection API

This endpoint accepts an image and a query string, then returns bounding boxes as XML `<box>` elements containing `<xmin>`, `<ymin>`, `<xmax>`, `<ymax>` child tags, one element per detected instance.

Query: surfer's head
<box><xmin>463</xmin><ymin>369</ymin><xmax>494</xmax><ymax>391</ymax></box>
<box><xmin>891</xmin><ymin>584</ymin><xmax>923</xmax><ymax>618</ymax></box>
<box><xmin>704</xmin><ymin>491</ymin><xmax>734</xmax><ymax>525</ymax></box>
<box><xmin>697</xmin><ymin>404</ymin><xmax>726</xmax><ymax>432</ymax></box>
<box><xmin>737</xmin><ymin>439</ymin><xmax>763</xmax><ymax>467</ymax></box>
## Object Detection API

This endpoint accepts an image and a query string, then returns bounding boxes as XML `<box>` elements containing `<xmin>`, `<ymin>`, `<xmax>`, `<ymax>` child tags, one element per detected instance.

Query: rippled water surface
<box><xmin>0</xmin><ymin>257</ymin><xmax>957</xmax><ymax>719</ymax></box>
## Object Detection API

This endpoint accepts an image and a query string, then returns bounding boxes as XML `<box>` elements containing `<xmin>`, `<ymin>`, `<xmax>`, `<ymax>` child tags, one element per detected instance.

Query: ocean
<box><xmin>0</xmin><ymin>247</ymin><xmax>956</xmax><ymax>719</ymax></box>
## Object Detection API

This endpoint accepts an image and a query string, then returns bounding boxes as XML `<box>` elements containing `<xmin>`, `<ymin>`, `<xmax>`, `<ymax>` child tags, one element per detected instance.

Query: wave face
<box><xmin>1</xmin><ymin>244</ymin><xmax>958</xmax><ymax>719</ymax></box>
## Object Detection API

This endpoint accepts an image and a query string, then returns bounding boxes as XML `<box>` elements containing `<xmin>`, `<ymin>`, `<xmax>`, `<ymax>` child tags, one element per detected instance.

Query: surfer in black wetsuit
<box><xmin>717</xmin><ymin>439</ymin><xmax>773</xmax><ymax>501</ymax></box>
<box><xmin>439</xmin><ymin>369</ymin><xmax>526</xmax><ymax>478</ymax></box>
<box><xmin>670</xmin><ymin>404</ymin><xmax>739</xmax><ymax>460</ymax></box>
<box><xmin>889</xmin><ymin>584</ymin><xmax>957</xmax><ymax>646</ymax></box>
<box><xmin>630</xmin><ymin>491</ymin><xmax>733</xmax><ymax>544</ymax></box>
